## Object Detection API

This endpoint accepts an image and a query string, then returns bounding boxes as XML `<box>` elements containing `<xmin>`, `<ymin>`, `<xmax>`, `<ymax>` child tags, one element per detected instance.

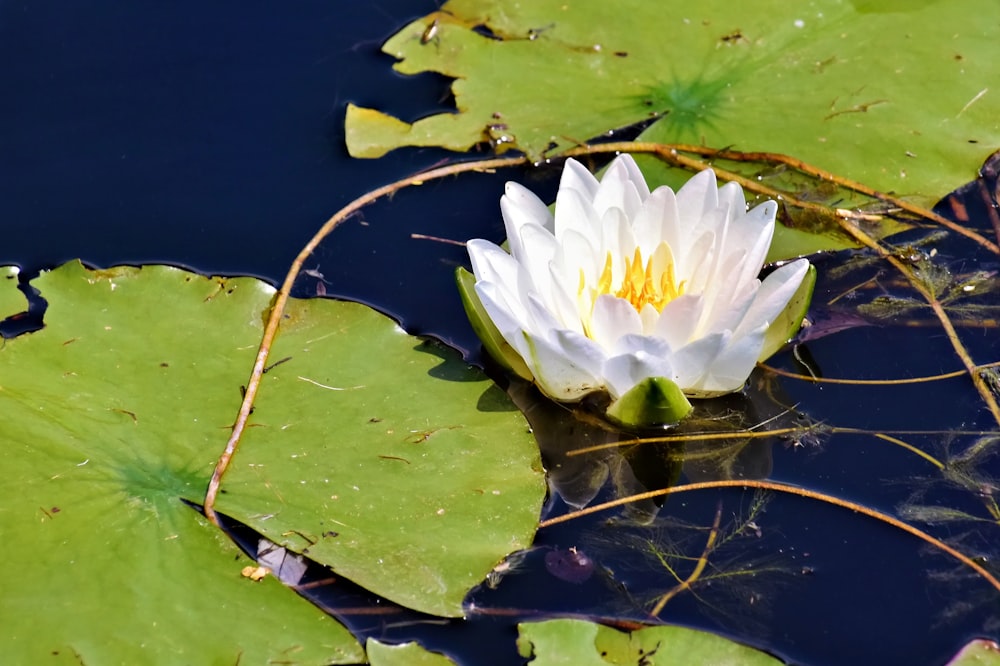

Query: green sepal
<box><xmin>606</xmin><ymin>376</ymin><xmax>693</xmax><ymax>428</ymax></box>
<box><xmin>456</xmin><ymin>267</ymin><xmax>534</xmax><ymax>380</ymax></box>
<box><xmin>759</xmin><ymin>264</ymin><xmax>816</xmax><ymax>362</ymax></box>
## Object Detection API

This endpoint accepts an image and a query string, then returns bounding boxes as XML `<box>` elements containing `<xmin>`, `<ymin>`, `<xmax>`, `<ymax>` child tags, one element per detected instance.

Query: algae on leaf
<box><xmin>347</xmin><ymin>0</ymin><xmax>1000</xmax><ymax>202</ymax></box>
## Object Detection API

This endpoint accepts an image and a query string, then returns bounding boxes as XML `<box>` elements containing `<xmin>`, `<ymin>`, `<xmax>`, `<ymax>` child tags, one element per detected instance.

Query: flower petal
<box><xmin>669</xmin><ymin>332</ymin><xmax>728</xmax><ymax>390</ymax></box>
<box><xmin>589</xmin><ymin>294</ymin><xmax>643</xmax><ymax>352</ymax></box>
<box><xmin>592</xmin><ymin>155</ymin><xmax>645</xmax><ymax>220</ymax></box>
<box><xmin>523</xmin><ymin>329</ymin><xmax>606</xmax><ymax>400</ymax></box>
<box><xmin>554</xmin><ymin>187</ymin><xmax>602</xmax><ymax>243</ymax></box>
<box><xmin>616</xmin><ymin>153</ymin><xmax>651</xmax><ymax>200</ymax></box>
<box><xmin>558</xmin><ymin>158</ymin><xmax>600</xmax><ymax>202</ymax></box>
<box><xmin>691</xmin><ymin>328</ymin><xmax>766</xmax><ymax>396</ymax></box>
<box><xmin>600</xmin><ymin>207</ymin><xmax>635</xmax><ymax>289</ymax></box>
<box><xmin>474</xmin><ymin>281</ymin><xmax>533</xmax><ymax>360</ymax></box>
<box><xmin>547</xmin><ymin>261</ymin><xmax>585</xmax><ymax>334</ymax></box>
<box><xmin>467</xmin><ymin>239</ymin><xmax>519</xmax><ymax>288</ymax></box>
<box><xmin>552</xmin><ymin>229</ymin><xmax>599</xmax><ymax>285</ymax></box>
<box><xmin>654</xmin><ymin>294</ymin><xmax>705</xmax><ymax>349</ymax></box>
<box><xmin>501</xmin><ymin>181</ymin><xmax>554</xmax><ymax>261</ymax></box>
<box><xmin>675</xmin><ymin>169</ymin><xmax>719</xmax><ymax>228</ymax></box>
<box><xmin>716</xmin><ymin>181</ymin><xmax>747</xmax><ymax>220</ymax></box>
<box><xmin>631</xmin><ymin>186</ymin><xmax>678</xmax><ymax>256</ymax></box>
<box><xmin>732</xmin><ymin>258</ymin><xmax>810</xmax><ymax>339</ymax></box>
<box><xmin>610</xmin><ymin>332</ymin><xmax>673</xmax><ymax>358</ymax></box>
<box><xmin>603</xmin><ymin>339</ymin><xmax>675</xmax><ymax>398</ymax></box>
<box><xmin>723</xmin><ymin>201</ymin><xmax>776</xmax><ymax>294</ymax></box>
<box><xmin>517</xmin><ymin>222</ymin><xmax>559</xmax><ymax>298</ymax></box>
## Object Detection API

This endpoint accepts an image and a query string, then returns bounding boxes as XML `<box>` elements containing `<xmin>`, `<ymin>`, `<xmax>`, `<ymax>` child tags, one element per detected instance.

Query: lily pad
<box><xmin>516</xmin><ymin>618</ymin><xmax>783</xmax><ymax>665</ymax></box>
<box><xmin>0</xmin><ymin>261</ymin><xmax>362</xmax><ymax>664</ymax></box>
<box><xmin>947</xmin><ymin>639</ymin><xmax>1000</xmax><ymax>666</ymax></box>
<box><xmin>0</xmin><ymin>259</ymin><xmax>544</xmax><ymax>661</ymax></box>
<box><xmin>1</xmin><ymin>265</ymin><xmax>24</xmax><ymax>318</ymax></box>
<box><xmin>216</xmin><ymin>287</ymin><xmax>545</xmax><ymax>617</ymax></box>
<box><xmin>347</xmin><ymin>0</ymin><xmax>1000</xmax><ymax>201</ymax></box>
<box><xmin>367</xmin><ymin>639</ymin><xmax>461</xmax><ymax>666</ymax></box>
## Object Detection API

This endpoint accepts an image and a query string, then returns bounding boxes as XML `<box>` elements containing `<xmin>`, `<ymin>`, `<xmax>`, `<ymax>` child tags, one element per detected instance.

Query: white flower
<box><xmin>459</xmin><ymin>154</ymin><xmax>812</xmax><ymax>423</ymax></box>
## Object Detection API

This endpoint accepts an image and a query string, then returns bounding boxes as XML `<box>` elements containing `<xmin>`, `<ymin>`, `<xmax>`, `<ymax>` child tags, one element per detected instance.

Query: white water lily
<box><xmin>458</xmin><ymin>154</ymin><xmax>813</xmax><ymax>426</ymax></box>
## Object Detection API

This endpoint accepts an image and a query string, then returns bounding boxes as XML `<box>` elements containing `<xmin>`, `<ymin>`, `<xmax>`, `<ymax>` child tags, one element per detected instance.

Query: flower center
<box><xmin>597</xmin><ymin>247</ymin><xmax>685</xmax><ymax>313</ymax></box>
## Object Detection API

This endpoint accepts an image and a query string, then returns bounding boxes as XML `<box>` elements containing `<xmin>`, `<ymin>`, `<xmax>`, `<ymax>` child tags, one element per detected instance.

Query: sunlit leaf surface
<box><xmin>1</xmin><ymin>266</ymin><xmax>23</xmax><ymax>317</ymax></box>
<box><xmin>347</xmin><ymin>0</ymin><xmax>1000</xmax><ymax>202</ymax></box>
<box><xmin>216</xmin><ymin>286</ymin><xmax>545</xmax><ymax>617</ymax></box>
<box><xmin>0</xmin><ymin>261</ymin><xmax>362</xmax><ymax>664</ymax></box>
<box><xmin>0</xmin><ymin>260</ymin><xmax>544</xmax><ymax>662</ymax></box>
<box><xmin>946</xmin><ymin>639</ymin><xmax>1000</xmax><ymax>666</ymax></box>
<box><xmin>516</xmin><ymin>618</ymin><xmax>783</xmax><ymax>665</ymax></box>
<box><xmin>367</xmin><ymin>639</ymin><xmax>461</xmax><ymax>666</ymax></box>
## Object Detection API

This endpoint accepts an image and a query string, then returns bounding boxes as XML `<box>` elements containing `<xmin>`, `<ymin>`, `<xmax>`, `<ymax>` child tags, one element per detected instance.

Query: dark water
<box><xmin>3</xmin><ymin>3</ymin><xmax>998</xmax><ymax>665</ymax></box>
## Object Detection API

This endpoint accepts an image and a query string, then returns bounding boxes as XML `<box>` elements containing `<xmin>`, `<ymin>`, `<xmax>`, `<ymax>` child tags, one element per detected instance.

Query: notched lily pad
<box><xmin>217</xmin><ymin>293</ymin><xmax>546</xmax><ymax>617</ymax></box>
<box><xmin>0</xmin><ymin>259</ymin><xmax>544</xmax><ymax>660</ymax></box>
<box><xmin>0</xmin><ymin>261</ymin><xmax>362</xmax><ymax>664</ymax></box>
<box><xmin>348</xmin><ymin>0</ymin><xmax>1000</xmax><ymax>201</ymax></box>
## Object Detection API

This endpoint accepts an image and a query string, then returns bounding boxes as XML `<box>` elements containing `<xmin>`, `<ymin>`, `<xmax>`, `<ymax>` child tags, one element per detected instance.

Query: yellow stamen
<box><xmin>594</xmin><ymin>247</ymin><xmax>685</xmax><ymax>313</ymax></box>
<box><xmin>597</xmin><ymin>253</ymin><xmax>613</xmax><ymax>296</ymax></box>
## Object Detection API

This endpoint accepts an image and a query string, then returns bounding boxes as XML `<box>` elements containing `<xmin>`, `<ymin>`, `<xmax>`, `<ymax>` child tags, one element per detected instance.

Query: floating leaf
<box><xmin>946</xmin><ymin>639</ymin><xmax>1000</xmax><ymax>666</ymax></box>
<box><xmin>0</xmin><ymin>261</ymin><xmax>362</xmax><ymax>664</ymax></box>
<box><xmin>348</xmin><ymin>0</ymin><xmax>1000</xmax><ymax>201</ymax></box>
<box><xmin>367</xmin><ymin>639</ymin><xmax>461</xmax><ymax>666</ymax></box>
<box><xmin>1</xmin><ymin>265</ymin><xmax>23</xmax><ymax>318</ymax></box>
<box><xmin>516</xmin><ymin>618</ymin><xmax>783</xmax><ymax>665</ymax></box>
<box><xmin>0</xmin><ymin>259</ymin><xmax>544</xmax><ymax>662</ymax></box>
<box><xmin>215</xmin><ymin>291</ymin><xmax>545</xmax><ymax>617</ymax></box>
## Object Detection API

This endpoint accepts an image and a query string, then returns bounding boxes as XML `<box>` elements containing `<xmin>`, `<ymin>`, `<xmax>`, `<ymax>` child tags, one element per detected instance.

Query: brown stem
<box><xmin>202</xmin><ymin>155</ymin><xmax>530</xmax><ymax>525</ymax></box>
<box><xmin>650</xmin><ymin>500</ymin><xmax>723</xmax><ymax>616</ymax></box>
<box><xmin>832</xmin><ymin>219</ymin><xmax>1000</xmax><ymax>428</ymax></box>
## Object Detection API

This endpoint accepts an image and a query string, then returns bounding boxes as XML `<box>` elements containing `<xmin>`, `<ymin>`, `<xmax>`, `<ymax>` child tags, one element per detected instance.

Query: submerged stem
<box><xmin>538</xmin><ymin>479</ymin><xmax>1000</xmax><ymax>595</ymax></box>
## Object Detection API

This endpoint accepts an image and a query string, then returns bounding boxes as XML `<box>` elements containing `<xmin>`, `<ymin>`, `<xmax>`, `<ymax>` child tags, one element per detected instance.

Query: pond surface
<box><xmin>3</xmin><ymin>2</ymin><xmax>998</xmax><ymax>665</ymax></box>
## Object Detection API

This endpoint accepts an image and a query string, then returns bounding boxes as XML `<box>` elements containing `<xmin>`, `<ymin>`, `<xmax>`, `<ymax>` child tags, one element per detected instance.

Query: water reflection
<box><xmin>505</xmin><ymin>375</ymin><xmax>797</xmax><ymax>518</ymax></box>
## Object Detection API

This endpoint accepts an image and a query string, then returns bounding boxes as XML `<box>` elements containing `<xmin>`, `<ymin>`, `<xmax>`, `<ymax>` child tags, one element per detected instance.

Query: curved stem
<box><xmin>203</xmin><ymin>155</ymin><xmax>529</xmax><ymax>525</ymax></box>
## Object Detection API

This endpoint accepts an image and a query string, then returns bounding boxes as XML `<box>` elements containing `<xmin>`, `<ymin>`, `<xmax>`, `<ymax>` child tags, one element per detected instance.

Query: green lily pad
<box><xmin>216</xmin><ymin>286</ymin><xmax>545</xmax><ymax>617</ymax></box>
<box><xmin>516</xmin><ymin>618</ymin><xmax>784</xmax><ymax>665</ymax></box>
<box><xmin>946</xmin><ymin>639</ymin><xmax>1000</xmax><ymax>666</ymax></box>
<box><xmin>1</xmin><ymin>265</ymin><xmax>24</xmax><ymax>318</ymax></box>
<box><xmin>0</xmin><ymin>259</ymin><xmax>544</xmax><ymax>660</ymax></box>
<box><xmin>0</xmin><ymin>261</ymin><xmax>362</xmax><ymax>664</ymax></box>
<box><xmin>367</xmin><ymin>639</ymin><xmax>461</xmax><ymax>666</ymax></box>
<box><xmin>347</xmin><ymin>0</ymin><xmax>1000</xmax><ymax>202</ymax></box>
